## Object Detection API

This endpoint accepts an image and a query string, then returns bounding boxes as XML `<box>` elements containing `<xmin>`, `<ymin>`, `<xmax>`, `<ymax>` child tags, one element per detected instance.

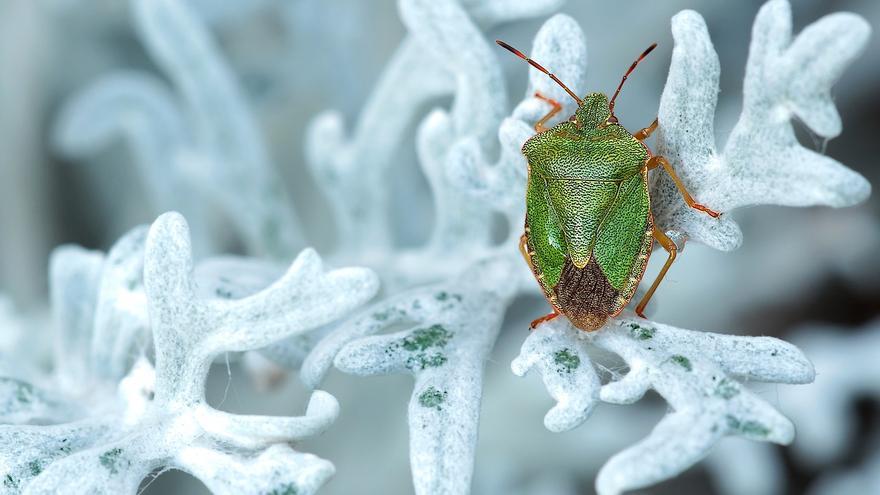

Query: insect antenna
<box><xmin>608</xmin><ymin>43</ymin><xmax>658</xmax><ymax>120</ymax></box>
<box><xmin>495</xmin><ymin>39</ymin><xmax>582</xmax><ymax>105</ymax></box>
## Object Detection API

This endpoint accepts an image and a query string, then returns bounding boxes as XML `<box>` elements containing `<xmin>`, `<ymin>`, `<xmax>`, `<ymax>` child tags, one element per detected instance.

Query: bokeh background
<box><xmin>0</xmin><ymin>0</ymin><xmax>878</xmax><ymax>493</ymax></box>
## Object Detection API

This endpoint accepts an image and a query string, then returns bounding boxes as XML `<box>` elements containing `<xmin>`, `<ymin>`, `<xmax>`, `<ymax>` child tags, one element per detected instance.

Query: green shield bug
<box><xmin>496</xmin><ymin>39</ymin><xmax>720</xmax><ymax>331</ymax></box>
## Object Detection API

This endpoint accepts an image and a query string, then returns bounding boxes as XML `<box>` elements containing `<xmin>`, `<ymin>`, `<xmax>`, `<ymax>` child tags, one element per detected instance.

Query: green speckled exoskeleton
<box><xmin>496</xmin><ymin>40</ymin><xmax>720</xmax><ymax>332</ymax></box>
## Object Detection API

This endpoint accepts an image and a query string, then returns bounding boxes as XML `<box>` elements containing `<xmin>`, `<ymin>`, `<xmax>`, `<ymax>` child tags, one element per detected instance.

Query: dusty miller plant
<box><xmin>0</xmin><ymin>0</ymin><xmax>871</xmax><ymax>494</ymax></box>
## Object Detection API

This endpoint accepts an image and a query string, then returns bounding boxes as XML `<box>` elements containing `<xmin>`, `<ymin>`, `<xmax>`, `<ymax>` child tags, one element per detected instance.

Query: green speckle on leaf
<box><xmin>4</xmin><ymin>474</ymin><xmax>18</xmax><ymax>489</ymax></box>
<box><xmin>418</xmin><ymin>386</ymin><xmax>447</xmax><ymax>411</ymax></box>
<box><xmin>387</xmin><ymin>324</ymin><xmax>454</xmax><ymax>371</ymax></box>
<box><xmin>265</xmin><ymin>483</ymin><xmax>298</xmax><ymax>495</ymax></box>
<box><xmin>726</xmin><ymin>415</ymin><xmax>771</xmax><ymax>437</ymax></box>
<box><xmin>372</xmin><ymin>307</ymin><xmax>406</xmax><ymax>322</ymax></box>
<box><xmin>434</xmin><ymin>291</ymin><xmax>462</xmax><ymax>303</ymax></box>
<box><xmin>670</xmin><ymin>355</ymin><xmax>692</xmax><ymax>371</ymax></box>
<box><xmin>99</xmin><ymin>448</ymin><xmax>129</xmax><ymax>474</ymax></box>
<box><xmin>553</xmin><ymin>348</ymin><xmax>580</xmax><ymax>373</ymax></box>
<box><xmin>13</xmin><ymin>380</ymin><xmax>34</xmax><ymax>404</ymax></box>
<box><xmin>406</xmin><ymin>353</ymin><xmax>447</xmax><ymax>371</ymax></box>
<box><xmin>714</xmin><ymin>378</ymin><xmax>740</xmax><ymax>399</ymax></box>
<box><xmin>215</xmin><ymin>287</ymin><xmax>234</xmax><ymax>299</ymax></box>
<box><xmin>628</xmin><ymin>323</ymin><xmax>655</xmax><ymax>340</ymax></box>
<box><xmin>401</xmin><ymin>324</ymin><xmax>452</xmax><ymax>352</ymax></box>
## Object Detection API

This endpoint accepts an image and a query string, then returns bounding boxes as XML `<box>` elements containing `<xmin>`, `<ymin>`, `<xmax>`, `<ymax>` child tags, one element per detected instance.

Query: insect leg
<box><xmin>530</xmin><ymin>310</ymin><xmax>561</xmax><ymax>330</ymax></box>
<box><xmin>533</xmin><ymin>92</ymin><xmax>562</xmax><ymax>133</ymax></box>
<box><xmin>520</xmin><ymin>233</ymin><xmax>562</xmax><ymax>329</ymax></box>
<box><xmin>633</xmin><ymin>118</ymin><xmax>658</xmax><ymax>141</ymax></box>
<box><xmin>518</xmin><ymin>233</ymin><xmax>531</xmax><ymax>264</ymax></box>
<box><xmin>635</xmin><ymin>226</ymin><xmax>677</xmax><ymax>318</ymax></box>
<box><xmin>646</xmin><ymin>155</ymin><xmax>721</xmax><ymax>218</ymax></box>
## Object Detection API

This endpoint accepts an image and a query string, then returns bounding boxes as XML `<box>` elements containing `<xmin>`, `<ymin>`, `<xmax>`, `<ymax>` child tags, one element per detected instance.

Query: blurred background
<box><xmin>0</xmin><ymin>0</ymin><xmax>878</xmax><ymax>493</ymax></box>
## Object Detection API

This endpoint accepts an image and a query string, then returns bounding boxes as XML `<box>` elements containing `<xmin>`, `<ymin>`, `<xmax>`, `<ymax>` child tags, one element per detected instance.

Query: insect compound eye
<box><xmin>606</xmin><ymin>115</ymin><xmax>619</xmax><ymax>125</ymax></box>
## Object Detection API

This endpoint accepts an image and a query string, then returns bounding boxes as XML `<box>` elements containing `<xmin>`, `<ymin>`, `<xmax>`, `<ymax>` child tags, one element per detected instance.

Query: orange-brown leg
<box><xmin>634</xmin><ymin>118</ymin><xmax>658</xmax><ymax>141</ymax></box>
<box><xmin>635</xmin><ymin>226</ymin><xmax>677</xmax><ymax>318</ymax></box>
<box><xmin>518</xmin><ymin>233</ymin><xmax>531</xmax><ymax>264</ymax></box>
<box><xmin>530</xmin><ymin>310</ymin><xmax>560</xmax><ymax>329</ymax></box>
<box><xmin>645</xmin><ymin>155</ymin><xmax>721</xmax><ymax>218</ymax></box>
<box><xmin>533</xmin><ymin>92</ymin><xmax>562</xmax><ymax>133</ymax></box>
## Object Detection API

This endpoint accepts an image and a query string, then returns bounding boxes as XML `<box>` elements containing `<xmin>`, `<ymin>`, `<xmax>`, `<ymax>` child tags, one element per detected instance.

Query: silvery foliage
<box><xmin>652</xmin><ymin>0</ymin><xmax>871</xmax><ymax>250</ymax></box>
<box><xmin>53</xmin><ymin>0</ymin><xmax>303</xmax><ymax>259</ymax></box>
<box><xmin>0</xmin><ymin>213</ymin><xmax>379</xmax><ymax>494</ymax></box>
<box><xmin>708</xmin><ymin>320</ymin><xmax>880</xmax><ymax>495</ymax></box>
<box><xmin>10</xmin><ymin>0</ymin><xmax>870</xmax><ymax>494</ymax></box>
<box><xmin>298</xmin><ymin>0</ymin><xmax>868</xmax><ymax>494</ymax></box>
<box><xmin>779</xmin><ymin>321</ymin><xmax>880</xmax><ymax>495</ymax></box>
<box><xmin>512</xmin><ymin>4</ymin><xmax>870</xmax><ymax>495</ymax></box>
<box><xmin>299</xmin><ymin>0</ymin><xmax>565</xmax><ymax>492</ymax></box>
<box><xmin>512</xmin><ymin>2</ymin><xmax>868</xmax><ymax>493</ymax></box>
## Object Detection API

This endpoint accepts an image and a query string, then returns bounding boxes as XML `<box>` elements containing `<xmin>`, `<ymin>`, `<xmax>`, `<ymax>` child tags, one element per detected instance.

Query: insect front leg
<box><xmin>635</xmin><ymin>226</ymin><xmax>677</xmax><ymax>318</ymax></box>
<box><xmin>533</xmin><ymin>92</ymin><xmax>562</xmax><ymax>133</ymax></box>
<box><xmin>645</xmin><ymin>155</ymin><xmax>721</xmax><ymax>218</ymax></box>
<box><xmin>633</xmin><ymin>118</ymin><xmax>658</xmax><ymax>141</ymax></box>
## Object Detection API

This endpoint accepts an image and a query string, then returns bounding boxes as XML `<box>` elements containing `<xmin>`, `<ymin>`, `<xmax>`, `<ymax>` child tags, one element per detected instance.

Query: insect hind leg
<box><xmin>635</xmin><ymin>226</ymin><xmax>677</xmax><ymax>318</ymax></box>
<box><xmin>530</xmin><ymin>310</ymin><xmax>560</xmax><ymax>330</ymax></box>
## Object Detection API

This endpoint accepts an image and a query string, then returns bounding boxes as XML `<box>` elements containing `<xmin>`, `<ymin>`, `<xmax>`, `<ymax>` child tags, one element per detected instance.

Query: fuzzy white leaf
<box><xmin>653</xmin><ymin>1</ymin><xmax>871</xmax><ymax>251</ymax></box>
<box><xmin>517</xmin><ymin>316</ymin><xmax>813</xmax><ymax>495</ymax></box>
<box><xmin>1</xmin><ymin>212</ymin><xmax>377</xmax><ymax>494</ymax></box>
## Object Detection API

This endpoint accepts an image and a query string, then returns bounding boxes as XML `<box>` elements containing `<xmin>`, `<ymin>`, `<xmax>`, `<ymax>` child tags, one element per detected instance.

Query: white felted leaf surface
<box><xmin>0</xmin><ymin>298</ymin><xmax>44</xmax><ymax>381</ymax></box>
<box><xmin>51</xmin><ymin>74</ymin><xmax>197</xmax><ymax>230</ymax></box>
<box><xmin>652</xmin><ymin>0</ymin><xmax>870</xmax><ymax>251</ymax></box>
<box><xmin>501</xmin><ymin>8</ymin><xmax>866</xmax><ymax>492</ymax></box>
<box><xmin>48</xmin><ymin>245</ymin><xmax>104</xmax><ymax>396</ymax></box>
<box><xmin>90</xmin><ymin>226</ymin><xmax>149</xmax><ymax>383</ymax></box>
<box><xmin>447</xmin><ymin>13</ymin><xmax>586</xmax><ymax>228</ymax></box>
<box><xmin>510</xmin><ymin>317</ymin><xmax>599</xmax><ymax>433</ymax></box>
<box><xmin>294</xmin><ymin>5</ymin><xmax>592</xmax><ymax>495</ymax></box>
<box><xmin>54</xmin><ymin>0</ymin><xmax>304</xmax><ymax>259</ymax></box>
<box><xmin>0</xmin><ymin>212</ymin><xmax>378</xmax><ymax>494</ymax></box>
<box><xmin>0</xmin><ymin>377</ymin><xmax>76</xmax><ymax>426</ymax></box>
<box><xmin>514</xmin><ymin>316</ymin><xmax>814</xmax><ymax>495</ymax></box>
<box><xmin>305</xmin><ymin>0</ymin><xmax>563</xmax><ymax>258</ymax></box>
<box><xmin>30</xmin><ymin>0</ymin><xmax>873</xmax><ymax>493</ymax></box>
<box><xmin>295</xmin><ymin>1</ymin><xmax>869</xmax><ymax>492</ymax></box>
<box><xmin>304</xmin><ymin>252</ymin><xmax>520</xmax><ymax>495</ymax></box>
<box><xmin>133</xmin><ymin>0</ymin><xmax>305</xmax><ymax>259</ymax></box>
<box><xmin>339</xmin><ymin>292</ymin><xmax>503</xmax><ymax>495</ymax></box>
<box><xmin>315</xmin><ymin>284</ymin><xmax>508</xmax><ymax>495</ymax></box>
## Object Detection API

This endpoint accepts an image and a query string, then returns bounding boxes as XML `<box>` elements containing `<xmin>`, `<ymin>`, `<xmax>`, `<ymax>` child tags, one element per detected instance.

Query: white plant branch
<box><xmin>514</xmin><ymin>317</ymin><xmax>814</xmax><ymax>495</ymax></box>
<box><xmin>0</xmin><ymin>212</ymin><xmax>378</xmax><ymax>494</ymax></box>
<box><xmin>652</xmin><ymin>0</ymin><xmax>871</xmax><ymax>250</ymax></box>
<box><xmin>54</xmin><ymin>0</ymin><xmax>304</xmax><ymax>259</ymax></box>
